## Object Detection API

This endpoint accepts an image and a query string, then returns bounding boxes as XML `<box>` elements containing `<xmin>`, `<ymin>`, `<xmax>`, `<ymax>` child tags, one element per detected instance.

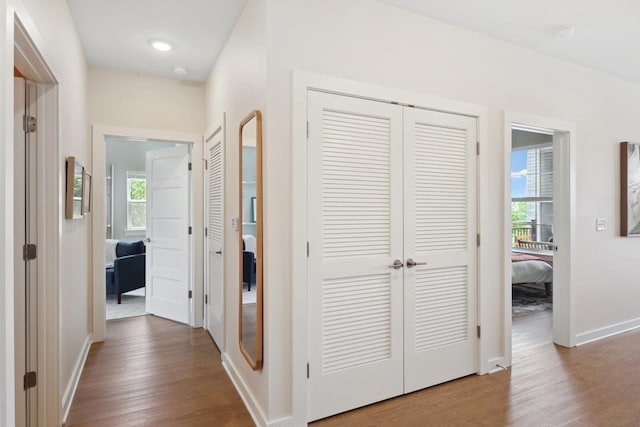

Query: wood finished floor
<box><xmin>67</xmin><ymin>309</ymin><xmax>640</xmax><ymax>426</ymax></box>
<box><xmin>64</xmin><ymin>315</ymin><xmax>254</xmax><ymax>427</ymax></box>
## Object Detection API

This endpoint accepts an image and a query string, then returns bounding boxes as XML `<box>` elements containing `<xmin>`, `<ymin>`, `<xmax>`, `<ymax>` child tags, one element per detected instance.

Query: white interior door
<box><xmin>205</xmin><ymin>127</ymin><xmax>225</xmax><ymax>350</ymax></box>
<box><xmin>14</xmin><ymin>77</ymin><xmax>38</xmax><ymax>427</ymax></box>
<box><xmin>307</xmin><ymin>91</ymin><xmax>479</xmax><ymax>421</ymax></box>
<box><xmin>402</xmin><ymin>107</ymin><xmax>478</xmax><ymax>392</ymax></box>
<box><xmin>307</xmin><ymin>91</ymin><xmax>404</xmax><ymax>421</ymax></box>
<box><xmin>145</xmin><ymin>145</ymin><xmax>191</xmax><ymax>324</ymax></box>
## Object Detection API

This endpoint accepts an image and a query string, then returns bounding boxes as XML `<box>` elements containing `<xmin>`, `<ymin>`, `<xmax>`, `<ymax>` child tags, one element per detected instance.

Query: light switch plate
<box><xmin>231</xmin><ymin>217</ymin><xmax>238</xmax><ymax>231</ymax></box>
<box><xmin>596</xmin><ymin>218</ymin><xmax>606</xmax><ymax>231</ymax></box>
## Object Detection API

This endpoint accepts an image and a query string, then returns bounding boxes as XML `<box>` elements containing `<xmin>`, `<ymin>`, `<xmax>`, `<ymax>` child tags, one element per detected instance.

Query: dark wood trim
<box><xmin>14</xmin><ymin>66</ymin><xmax>24</xmax><ymax>78</ymax></box>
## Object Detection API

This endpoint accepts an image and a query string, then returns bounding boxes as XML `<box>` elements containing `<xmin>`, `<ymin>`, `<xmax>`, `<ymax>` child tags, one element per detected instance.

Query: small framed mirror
<box><xmin>65</xmin><ymin>156</ymin><xmax>84</xmax><ymax>219</ymax></box>
<box><xmin>239</xmin><ymin>110</ymin><xmax>263</xmax><ymax>370</ymax></box>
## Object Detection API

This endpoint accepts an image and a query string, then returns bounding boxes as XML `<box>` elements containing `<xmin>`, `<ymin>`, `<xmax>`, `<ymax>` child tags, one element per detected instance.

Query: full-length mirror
<box><xmin>239</xmin><ymin>110</ymin><xmax>263</xmax><ymax>370</ymax></box>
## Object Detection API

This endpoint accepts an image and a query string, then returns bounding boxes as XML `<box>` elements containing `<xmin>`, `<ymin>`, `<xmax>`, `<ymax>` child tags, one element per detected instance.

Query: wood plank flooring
<box><xmin>315</xmin><ymin>308</ymin><xmax>640</xmax><ymax>426</ymax></box>
<box><xmin>64</xmin><ymin>315</ymin><xmax>253</xmax><ymax>427</ymax></box>
<box><xmin>67</xmin><ymin>309</ymin><xmax>640</xmax><ymax>426</ymax></box>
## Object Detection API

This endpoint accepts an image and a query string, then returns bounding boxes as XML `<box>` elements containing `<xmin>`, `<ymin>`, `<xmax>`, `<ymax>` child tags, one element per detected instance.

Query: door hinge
<box><xmin>188</xmin><ymin>162</ymin><xmax>192</xmax><ymax>171</ymax></box>
<box><xmin>23</xmin><ymin>115</ymin><xmax>36</xmax><ymax>133</ymax></box>
<box><xmin>188</xmin><ymin>226</ymin><xmax>193</xmax><ymax>235</ymax></box>
<box><xmin>205</xmin><ymin>227</ymin><xmax>208</xmax><ymax>237</ymax></box>
<box><xmin>306</xmin><ymin>121</ymin><xmax>309</xmax><ymax>138</ymax></box>
<box><xmin>306</xmin><ymin>241</ymin><xmax>310</xmax><ymax>257</ymax></box>
<box><xmin>204</xmin><ymin>159</ymin><xmax>208</xmax><ymax>170</ymax></box>
<box><xmin>307</xmin><ymin>363</ymin><xmax>310</xmax><ymax>379</ymax></box>
<box><xmin>23</xmin><ymin>371</ymin><xmax>36</xmax><ymax>390</ymax></box>
<box><xmin>23</xmin><ymin>244</ymin><xmax>37</xmax><ymax>261</ymax></box>
<box><xmin>188</xmin><ymin>290</ymin><xmax>193</xmax><ymax>299</ymax></box>
<box><xmin>477</xmin><ymin>325</ymin><xmax>481</xmax><ymax>338</ymax></box>
<box><xmin>476</xmin><ymin>234</ymin><xmax>480</xmax><ymax>247</ymax></box>
<box><xmin>476</xmin><ymin>142</ymin><xmax>480</xmax><ymax>155</ymax></box>
<box><xmin>205</xmin><ymin>294</ymin><xmax>208</xmax><ymax>304</ymax></box>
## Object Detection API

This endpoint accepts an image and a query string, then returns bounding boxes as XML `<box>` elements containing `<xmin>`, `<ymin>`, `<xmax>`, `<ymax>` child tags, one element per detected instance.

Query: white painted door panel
<box><xmin>307</xmin><ymin>91</ymin><xmax>480</xmax><ymax>421</ymax></box>
<box><xmin>403</xmin><ymin>108</ymin><xmax>478</xmax><ymax>392</ymax></box>
<box><xmin>146</xmin><ymin>145</ymin><xmax>191</xmax><ymax>324</ymax></box>
<box><xmin>205</xmin><ymin>128</ymin><xmax>224</xmax><ymax>350</ymax></box>
<box><xmin>307</xmin><ymin>91</ymin><xmax>404</xmax><ymax>421</ymax></box>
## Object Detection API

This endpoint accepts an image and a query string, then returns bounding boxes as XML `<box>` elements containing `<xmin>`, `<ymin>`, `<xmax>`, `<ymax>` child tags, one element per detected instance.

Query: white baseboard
<box><xmin>266</xmin><ymin>416</ymin><xmax>295</xmax><ymax>427</ymax></box>
<box><xmin>61</xmin><ymin>335</ymin><xmax>91</xmax><ymax>423</ymax></box>
<box><xmin>575</xmin><ymin>317</ymin><xmax>640</xmax><ymax>346</ymax></box>
<box><xmin>222</xmin><ymin>353</ymin><xmax>268</xmax><ymax>427</ymax></box>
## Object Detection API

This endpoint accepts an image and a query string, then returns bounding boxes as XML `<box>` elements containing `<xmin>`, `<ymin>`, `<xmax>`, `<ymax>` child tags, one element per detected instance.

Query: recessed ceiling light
<box><xmin>173</xmin><ymin>66</ymin><xmax>188</xmax><ymax>76</ymax></box>
<box><xmin>150</xmin><ymin>40</ymin><xmax>173</xmax><ymax>52</ymax></box>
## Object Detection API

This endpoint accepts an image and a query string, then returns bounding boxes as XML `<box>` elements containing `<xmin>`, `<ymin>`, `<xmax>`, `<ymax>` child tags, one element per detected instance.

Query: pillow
<box><xmin>105</xmin><ymin>239</ymin><xmax>118</xmax><ymax>268</ymax></box>
<box><xmin>116</xmin><ymin>240</ymin><xmax>145</xmax><ymax>257</ymax></box>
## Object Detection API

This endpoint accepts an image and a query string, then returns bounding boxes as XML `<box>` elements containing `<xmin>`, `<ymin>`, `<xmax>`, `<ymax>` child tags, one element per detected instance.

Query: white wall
<box><xmin>259</xmin><ymin>0</ymin><xmax>640</xmax><ymax>422</ymax></box>
<box><xmin>204</xmin><ymin>0</ymin><xmax>268</xmax><ymax>423</ymax></box>
<box><xmin>105</xmin><ymin>139</ymin><xmax>168</xmax><ymax>241</ymax></box>
<box><xmin>1</xmin><ymin>0</ymin><xmax>89</xmax><ymax>424</ymax></box>
<box><xmin>89</xmin><ymin>67</ymin><xmax>205</xmax><ymax>134</ymax></box>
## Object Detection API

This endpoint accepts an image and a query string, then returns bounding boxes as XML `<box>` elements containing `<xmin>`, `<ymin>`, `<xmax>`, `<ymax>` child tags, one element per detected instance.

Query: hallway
<box><xmin>66</xmin><ymin>310</ymin><xmax>640</xmax><ymax>426</ymax></box>
<box><xmin>65</xmin><ymin>316</ymin><xmax>253</xmax><ymax>426</ymax></box>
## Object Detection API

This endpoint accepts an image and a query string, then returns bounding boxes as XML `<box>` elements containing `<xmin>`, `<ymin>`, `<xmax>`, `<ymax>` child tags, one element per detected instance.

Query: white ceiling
<box><xmin>66</xmin><ymin>0</ymin><xmax>246</xmax><ymax>82</ymax></box>
<box><xmin>67</xmin><ymin>0</ymin><xmax>640</xmax><ymax>86</ymax></box>
<box><xmin>382</xmin><ymin>0</ymin><xmax>640</xmax><ymax>85</ymax></box>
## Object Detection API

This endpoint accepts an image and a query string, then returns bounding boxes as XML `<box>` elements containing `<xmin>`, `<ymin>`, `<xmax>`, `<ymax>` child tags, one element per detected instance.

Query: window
<box><xmin>127</xmin><ymin>172</ymin><xmax>146</xmax><ymax>231</ymax></box>
<box><xmin>511</xmin><ymin>146</ymin><xmax>553</xmax><ymax>243</ymax></box>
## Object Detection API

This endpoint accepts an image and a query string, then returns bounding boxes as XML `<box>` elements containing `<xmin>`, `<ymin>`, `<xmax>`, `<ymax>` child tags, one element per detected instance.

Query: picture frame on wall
<box><xmin>65</xmin><ymin>156</ymin><xmax>84</xmax><ymax>219</ymax></box>
<box><xmin>621</xmin><ymin>141</ymin><xmax>640</xmax><ymax>236</ymax></box>
<box><xmin>82</xmin><ymin>168</ymin><xmax>92</xmax><ymax>215</ymax></box>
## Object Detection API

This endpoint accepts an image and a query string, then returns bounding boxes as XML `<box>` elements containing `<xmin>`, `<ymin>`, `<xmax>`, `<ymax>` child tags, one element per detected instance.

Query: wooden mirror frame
<box><xmin>239</xmin><ymin>110</ymin><xmax>263</xmax><ymax>370</ymax></box>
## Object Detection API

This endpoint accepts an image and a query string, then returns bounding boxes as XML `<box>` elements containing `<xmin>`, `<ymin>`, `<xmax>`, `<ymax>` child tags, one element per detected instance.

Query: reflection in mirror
<box><xmin>239</xmin><ymin>110</ymin><xmax>263</xmax><ymax>370</ymax></box>
<box><xmin>65</xmin><ymin>156</ymin><xmax>84</xmax><ymax>219</ymax></box>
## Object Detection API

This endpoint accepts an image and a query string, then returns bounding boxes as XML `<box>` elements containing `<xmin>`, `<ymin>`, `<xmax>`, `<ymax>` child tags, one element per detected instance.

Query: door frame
<box><xmin>204</xmin><ymin>117</ymin><xmax>226</xmax><ymax>350</ymax></box>
<box><xmin>503</xmin><ymin>111</ymin><xmax>576</xmax><ymax>361</ymax></box>
<box><xmin>291</xmin><ymin>71</ymin><xmax>489</xmax><ymax>425</ymax></box>
<box><xmin>91</xmin><ymin>126</ymin><xmax>204</xmax><ymax>342</ymax></box>
<box><xmin>2</xmin><ymin>11</ymin><xmax>60</xmax><ymax>426</ymax></box>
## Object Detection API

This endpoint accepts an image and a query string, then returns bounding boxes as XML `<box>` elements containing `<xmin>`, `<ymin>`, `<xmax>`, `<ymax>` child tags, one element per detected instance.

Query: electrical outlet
<box><xmin>231</xmin><ymin>217</ymin><xmax>238</xmax><ymax>231</ymax></box>
<box><xmin>596</xmin><ymin>218</ymin><xmax>606</xmax><ymax>231</ymax></box>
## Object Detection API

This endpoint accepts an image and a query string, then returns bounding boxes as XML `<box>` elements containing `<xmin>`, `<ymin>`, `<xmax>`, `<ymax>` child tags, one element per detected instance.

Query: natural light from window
<box><xmin>126</xmin><ymin>172</ymin><xmax>146</xmax><ymax>231</ymax></box>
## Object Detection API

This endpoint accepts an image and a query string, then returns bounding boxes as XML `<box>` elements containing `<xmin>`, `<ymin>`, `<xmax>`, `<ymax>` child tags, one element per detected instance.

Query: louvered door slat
<box><xmin>308</xmin><ymin>91</ymin><xmax>404</xmax><ymax>422</ymax></box>
<box><xmin>403</xmin><ymin>107</ymin><xmax>477</xmax><ymax>394</ymax></box>
<box><xmin>205</xmin><ymin>129</ymin><xmax>224</xmax><ymax>350</ymax></box>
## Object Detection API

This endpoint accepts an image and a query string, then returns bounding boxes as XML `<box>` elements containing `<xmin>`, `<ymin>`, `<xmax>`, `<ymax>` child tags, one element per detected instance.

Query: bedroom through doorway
<box><xmin>510</xmin><ymin>126</ymin><xmax>554</xmax><ymax>359</ymax></box>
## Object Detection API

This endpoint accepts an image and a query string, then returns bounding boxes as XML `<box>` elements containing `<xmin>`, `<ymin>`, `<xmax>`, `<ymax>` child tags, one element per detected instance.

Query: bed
<box><xmin>512</xmin><ymin>242</ymin><xmax>553</xmax><ymax>296</ymax></box>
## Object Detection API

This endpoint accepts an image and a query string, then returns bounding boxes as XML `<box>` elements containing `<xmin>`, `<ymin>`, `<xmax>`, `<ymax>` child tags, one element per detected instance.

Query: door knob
<box><xmin>144</xmin><ymin>238</ymin><xmax>151</xmax><ymax>243</ymax></box>
<box><xmin>406</xmin><ymin>258</ymin><xmax>427</xmax><ymax>268</ymax></box>
<box><xmin>388</xmin><ymin>259</ymin><xmax>404</xmax><ymax>269</ymax></box>
<box><xmin>215</xmin><ymin>250</ymin><xmax>222</xmax><ymax>255</ymax></box>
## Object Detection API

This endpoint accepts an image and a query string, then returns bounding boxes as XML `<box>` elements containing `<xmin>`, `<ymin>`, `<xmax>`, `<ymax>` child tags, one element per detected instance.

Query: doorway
<box><xmin>92</xmin><ymin>127</ymin><xmax>204</xmax><ymax>342</ymax></box>
<box><xmin>104</xmin><ymin>138</ymin><xmax>178</xmax><ymax>320</ymax></box>
<box><xmin>504</xmin><ymin>112</ymin><xmax>576</xmax><ymax>364</ymax></box>
<box><xmin>509</xmin><ymin>127</ymin><xmax>555</xmax><ymax>358</ymax></box>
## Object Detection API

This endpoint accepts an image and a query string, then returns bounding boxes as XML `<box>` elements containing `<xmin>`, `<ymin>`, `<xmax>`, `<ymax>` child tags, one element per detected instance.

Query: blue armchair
<box><xmin>106</xmin><ymin>240</ymin><xmax>146</xmax><ymax>304</ymax></box>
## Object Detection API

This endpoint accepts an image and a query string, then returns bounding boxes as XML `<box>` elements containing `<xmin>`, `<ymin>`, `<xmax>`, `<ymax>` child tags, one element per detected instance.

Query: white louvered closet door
<box><xmin>402</xmin><ymin>107</ymin><xmax>478</xmax><ymax>393</ymax></box>
<box><xmin>205</xmin><ymin>128</ymin><xmax>224</xmax><ymax>350</ymax></box>
<box><xmin>307</xmin><ymin>91</ymin><xmax>404</xmax><ymax>421</ymax></box>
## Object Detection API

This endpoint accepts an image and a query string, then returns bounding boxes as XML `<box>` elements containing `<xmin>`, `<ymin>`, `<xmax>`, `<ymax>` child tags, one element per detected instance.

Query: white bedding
<box><xmin>512</xmin><ymin>260</ymin><xmax>552</xmax><ymax>284</ymax></box>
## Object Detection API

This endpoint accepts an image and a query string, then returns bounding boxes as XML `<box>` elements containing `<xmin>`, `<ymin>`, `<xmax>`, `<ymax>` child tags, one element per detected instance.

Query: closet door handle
<box><xmin>406</xmin><ymin>258</ymin><xmax>427</xmax><ymax>268</ymax></box>
<box><xmin>388</xmin><ymin>259</ymin><xmax>404</xmax><ymax>269</ymax></box>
